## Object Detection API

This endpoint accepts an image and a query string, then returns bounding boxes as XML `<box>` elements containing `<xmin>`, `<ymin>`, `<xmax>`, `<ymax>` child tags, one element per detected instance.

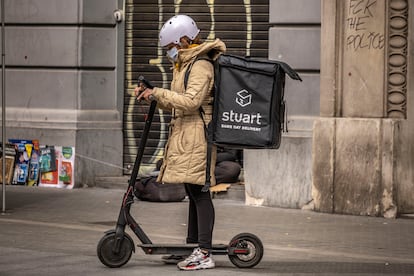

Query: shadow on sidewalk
<box><xmin>1</xmin><ymin>186</ymin><xmax>67</xmax><ymax>212</ymax></box>
<box><xmin>259</xmin><ymin>261</ymin><xmax>414</xmax><ymax>274</ymax></box>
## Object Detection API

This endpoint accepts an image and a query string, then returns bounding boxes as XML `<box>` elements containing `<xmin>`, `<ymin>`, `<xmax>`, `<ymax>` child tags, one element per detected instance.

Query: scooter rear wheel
<box><xmin>97</xmin><ymin>231</ymin><xmax>134</xmax><ymax>268</ymax></box>
<box><xmin>228</xmin><ymin>232</ymin><xmax>264</xmax><ymax>268</ymax></box>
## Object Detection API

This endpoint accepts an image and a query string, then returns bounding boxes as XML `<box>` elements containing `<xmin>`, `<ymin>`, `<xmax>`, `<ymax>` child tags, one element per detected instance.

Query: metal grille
<box><xmin>123</xmin><ymin>0</ymin><xmax>269</xmax><ymax>174</ymax></box>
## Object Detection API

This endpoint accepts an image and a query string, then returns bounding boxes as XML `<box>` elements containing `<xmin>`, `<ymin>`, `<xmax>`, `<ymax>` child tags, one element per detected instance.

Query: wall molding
<box><xmin>387</xmin><ymin>0</ymin><xmax>408</xmax><ymax>118</ymax></box>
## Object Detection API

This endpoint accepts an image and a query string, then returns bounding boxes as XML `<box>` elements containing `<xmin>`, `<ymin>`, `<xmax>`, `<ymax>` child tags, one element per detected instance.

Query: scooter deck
<box><xmin>139</xmin><ymin>243</ymin><xmax>228</xmax><ymax>255</ymax></box>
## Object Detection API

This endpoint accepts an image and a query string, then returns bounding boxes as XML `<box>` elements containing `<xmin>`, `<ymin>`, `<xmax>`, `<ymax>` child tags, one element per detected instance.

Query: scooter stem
<box><xmin>112</xmin><ymin>100</ymin><xmax>158</xmax><ymax>253</ymax></box>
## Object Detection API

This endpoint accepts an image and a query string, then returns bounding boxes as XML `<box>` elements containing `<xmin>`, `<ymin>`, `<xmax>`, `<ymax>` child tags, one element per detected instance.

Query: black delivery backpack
<box><xmin>212</xmin><ymin>54</ymin><xmax>302</xmax><ymax>149</ymax></box>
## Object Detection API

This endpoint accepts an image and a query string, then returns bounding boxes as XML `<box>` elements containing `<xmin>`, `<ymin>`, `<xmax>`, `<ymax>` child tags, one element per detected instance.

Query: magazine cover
<box><xmin>59</xmin><ymin>146</ymin><xmax>75</xmax><ymax>189</ymax></box>
<box><xmin>9</xmin><ymin>139</ymin><xmax>33</xmax><ymax>185</ymax></box>
<box><xmin>39</xmin><ymin>159</ymin><xmax>59</xmax><ymax>186</ymax></box>
<box><xmin>27</xmin><ymin>140</ymin><xmax>40</xmax><ymax>186</ymax></box>
<box><xmin>39</xmin><ymin>145</ymin><xmax>57</xmax><ymax>173</ymax></box>
<box><xmin>39</xmin><ymin>146</ymin><xmax>75</xmax><ymax>189</ymax></box>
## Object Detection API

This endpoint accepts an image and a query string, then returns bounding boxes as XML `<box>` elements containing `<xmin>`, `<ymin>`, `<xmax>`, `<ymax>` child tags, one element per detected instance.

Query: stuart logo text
<box><xmin>222</xmin><ymin>110</ymin><xmax>262</xmax><ymax>125</ymax></box>
<box><xmin>220</xmin><ymin>89</ymin><xmax>263</xmax><ymax>132</ymax></box>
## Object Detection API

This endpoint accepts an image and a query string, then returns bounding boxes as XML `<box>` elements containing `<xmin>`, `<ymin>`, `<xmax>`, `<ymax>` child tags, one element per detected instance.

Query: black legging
<box><xmin>184</xmin><ymin>183</ymin><xmax>215</xmax><ymax>250</ymax></box>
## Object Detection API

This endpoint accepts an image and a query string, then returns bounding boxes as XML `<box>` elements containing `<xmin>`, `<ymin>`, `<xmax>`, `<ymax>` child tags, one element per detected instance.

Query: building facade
<box><xmin>1</xmin><ymin>0</ymin><xmax>125</xmax><ymax>186</ymax></box>
<box><xmin>1</xmin><ymin>0</ymin><xmax>412</xmax><ymax>217</ymax></box>
<box><xmin>313</xmin><ymin>0</ymin><xmax>414</xmax><ymax>217</ymax></box>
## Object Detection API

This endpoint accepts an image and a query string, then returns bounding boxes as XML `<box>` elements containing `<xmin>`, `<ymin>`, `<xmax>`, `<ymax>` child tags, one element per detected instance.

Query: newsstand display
<box><xmin>1</xmin><ymin>139</ymin><xmax>75</xmax><ymax>189</ymax></box>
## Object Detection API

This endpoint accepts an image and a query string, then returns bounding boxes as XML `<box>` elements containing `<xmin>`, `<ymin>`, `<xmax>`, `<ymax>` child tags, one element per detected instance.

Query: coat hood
<box><xmin>177</xmin><ymin>38</ymin><xmax>226</xmax><ymax>66</ymax></box>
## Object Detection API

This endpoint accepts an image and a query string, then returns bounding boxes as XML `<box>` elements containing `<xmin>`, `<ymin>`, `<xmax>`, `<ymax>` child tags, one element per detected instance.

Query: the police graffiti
<box><xmin>345</xmin><ymin>0</ymin><xmax>385</xmax><ymax>51</ymax></box>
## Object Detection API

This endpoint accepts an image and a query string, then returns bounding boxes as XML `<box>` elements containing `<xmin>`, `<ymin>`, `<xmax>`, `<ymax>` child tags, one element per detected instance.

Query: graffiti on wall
<box><xmin>345</xmin><ymin>0</ymin><xmax>385</xmax><ymax>51</ymax></box>
<box><xmin>124</xmin><ymin>0</ymin><xmax>268</xmax><ymax>173</ymax></box>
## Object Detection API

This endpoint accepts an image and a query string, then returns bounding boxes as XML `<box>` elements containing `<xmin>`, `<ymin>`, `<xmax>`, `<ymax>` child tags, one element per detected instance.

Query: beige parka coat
<box><xmin>152</xmin><ymin>38</ymin><xmax>226</xmax><ymax>185</ymax></box>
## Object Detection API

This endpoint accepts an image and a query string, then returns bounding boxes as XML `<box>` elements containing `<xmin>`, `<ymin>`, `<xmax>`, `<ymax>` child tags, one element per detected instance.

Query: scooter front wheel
<box><xmin>227</xmin><ymin>232</ymin><xmax>264</xmax><ymax>268</ymax></box>
<box><xmin>97</xmin><ymin>231</ymin><xmax>134</xmax><ymax>268</ymax></box>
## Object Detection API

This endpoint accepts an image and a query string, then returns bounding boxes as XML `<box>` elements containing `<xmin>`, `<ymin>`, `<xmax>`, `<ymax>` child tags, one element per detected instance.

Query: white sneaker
<box><xmin>177</xmin><ymin>248</ymin><xmax>215</xmax><ymax>271</ymax></box>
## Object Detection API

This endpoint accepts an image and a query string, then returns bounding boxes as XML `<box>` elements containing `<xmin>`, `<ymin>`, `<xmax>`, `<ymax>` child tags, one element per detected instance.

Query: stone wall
<box><xmin>395</xmin><ymin>1</ymin><xmax>414</xmax><ymax>214</ymax></box>
<box><xmin>313</xmin><ymin>0</ymin><xmax>413</xmax><ymax>217</ymax></box>
<box><xmin>244</xmin><ymin>0</ymin><xmax>321</xmax><ymax>208</ymax></box>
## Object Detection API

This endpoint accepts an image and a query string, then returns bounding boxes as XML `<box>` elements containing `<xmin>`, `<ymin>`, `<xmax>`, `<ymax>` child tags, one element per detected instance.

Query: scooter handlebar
<box><xmin>137</xmin><ymin>75</ymin><xmax>154</xmax><ymax>89</ymax></box>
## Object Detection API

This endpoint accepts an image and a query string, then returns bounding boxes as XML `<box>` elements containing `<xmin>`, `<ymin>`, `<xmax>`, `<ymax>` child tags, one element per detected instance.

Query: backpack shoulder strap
<box><xmin>184</xmin><ymin>56</ymin><xmax>215</xmax><ymax>124</ymax></box>
<box><xmin>183</xmin><ymin>56</ymin><xmax>214</xmax><ymax>192</ymax></box>
<box><xmin>184</xmin><ymin>57</ymin><xmax>214</xmax><ymax>90</ymax></box>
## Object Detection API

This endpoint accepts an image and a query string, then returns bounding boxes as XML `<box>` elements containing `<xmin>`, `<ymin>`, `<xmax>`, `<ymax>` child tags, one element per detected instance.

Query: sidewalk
<box><xmin>1</xmin><ymin>185</ymin><xmax>414</xmax><ymax>275</ymax></box>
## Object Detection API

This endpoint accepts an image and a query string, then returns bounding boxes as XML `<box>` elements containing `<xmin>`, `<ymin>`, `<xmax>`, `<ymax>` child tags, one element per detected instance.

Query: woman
<box><xmin>135</xmin><ymin>14</ymin><xmax>226</xmax><ymax>271</ymax></box>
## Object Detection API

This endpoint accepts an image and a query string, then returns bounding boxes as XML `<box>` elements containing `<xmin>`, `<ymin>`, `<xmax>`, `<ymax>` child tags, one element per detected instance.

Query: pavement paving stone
<box><xmin>1</xmin><ymin>185</ymin><xmax>414</xmax><ymax>275</ymax></box>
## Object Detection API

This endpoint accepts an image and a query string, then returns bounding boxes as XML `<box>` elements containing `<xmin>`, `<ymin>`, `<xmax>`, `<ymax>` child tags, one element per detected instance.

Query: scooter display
<box><xmin>96</xmin><ymin>76</ymin><xmax>264</xmax><ymax>269</ymax></box>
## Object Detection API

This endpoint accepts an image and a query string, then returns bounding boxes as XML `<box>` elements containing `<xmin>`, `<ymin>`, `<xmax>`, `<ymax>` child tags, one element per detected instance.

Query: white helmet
<box><xmin>159</xmin><ymin>15</ymin><xmax>200</xmax><ymax>47</ymax></box>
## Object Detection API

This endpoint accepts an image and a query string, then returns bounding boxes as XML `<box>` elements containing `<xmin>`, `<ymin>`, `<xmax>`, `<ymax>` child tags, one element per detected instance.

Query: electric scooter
<box><xmin>96</xmin><ymin>76</ymin><xmax>264</xmax><ymax>269</ymax></box>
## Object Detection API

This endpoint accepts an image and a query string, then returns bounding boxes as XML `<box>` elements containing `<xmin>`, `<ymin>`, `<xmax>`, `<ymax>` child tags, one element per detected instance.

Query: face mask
<box><xmin>166</xmin><ymin>47</ymin><xmax>179</xmax><ymax>62</ymax></box>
